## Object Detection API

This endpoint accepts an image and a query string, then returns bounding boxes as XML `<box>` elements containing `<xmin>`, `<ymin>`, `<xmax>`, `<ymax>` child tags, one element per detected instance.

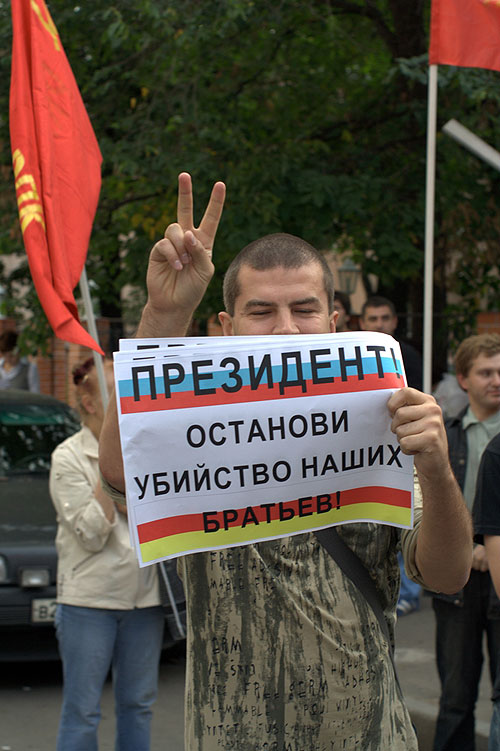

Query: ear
<box><xmin>456</xmin><ymin>373</ymin><xmax>468</xmax><ymax>392</ymax></box>
<box><xmin>329</xmin><ymin>310</ymin><xmax>338</xmax><ymax>333</ymax></box>
<box><xmin>218</xmin><ymin>311</ymin><xmax>234</xmax><ymax>336</ymax></box>
<box><xmin>81</xmin><ymin>392</ymin><xmax>97</xmax><ymax>415</ymax></box>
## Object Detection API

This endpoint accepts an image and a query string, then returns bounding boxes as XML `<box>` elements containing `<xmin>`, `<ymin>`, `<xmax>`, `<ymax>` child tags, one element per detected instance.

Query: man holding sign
<box><xmin>100</xmin><ymin>174</ymin><xmax>472</xmax><ymax>751</ymax></box>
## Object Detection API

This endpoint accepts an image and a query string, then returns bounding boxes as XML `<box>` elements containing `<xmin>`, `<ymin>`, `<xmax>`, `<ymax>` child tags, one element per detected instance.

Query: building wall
<box><xmin>0</xmin><ymin>318</ymin><xmax>115</xmax><ymax>409</ymax></box>
<box><xmin>477</xmin><ymin>312</ymin><xmax>500</xmax><ymax>335</ymax></box>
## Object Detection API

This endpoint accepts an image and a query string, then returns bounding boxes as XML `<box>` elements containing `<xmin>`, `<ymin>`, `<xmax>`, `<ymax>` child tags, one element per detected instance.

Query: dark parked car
<box><xmin>0</xmin><ymin>389</ymin><xmax>185</xmax><ymax>661</ymax></box>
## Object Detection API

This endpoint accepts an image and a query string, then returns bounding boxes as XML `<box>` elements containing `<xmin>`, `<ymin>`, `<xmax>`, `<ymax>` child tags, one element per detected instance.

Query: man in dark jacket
<box><xmin>359</xmin><ymin>296</ymin><xmax>423</xmax><ymax>390</ymax></box>
<box><xmin>433</xmin><ymin>333</ymin><xmax>500</xmax><ymax>751</ymax></box>
<box><xmin>473</xmin><ymin>433</ymin><xmax>500</xmax><ymax>749</ymax></box>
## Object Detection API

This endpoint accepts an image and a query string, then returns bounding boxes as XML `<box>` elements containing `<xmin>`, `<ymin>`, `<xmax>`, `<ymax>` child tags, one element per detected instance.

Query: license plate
<box><xmin>31</xmin><ymin>598</ymin><xmax>57</xmax><ymax>623</ymax></box>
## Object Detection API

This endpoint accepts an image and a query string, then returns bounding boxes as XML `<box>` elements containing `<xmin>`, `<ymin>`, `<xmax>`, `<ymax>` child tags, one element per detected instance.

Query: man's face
<box><xmin>0</xmin><ymin>349</ymin><xmax>18</xmax><ymax>366</ymax></box>
<box><xmin>218</xmin><ymin>263</ymin><xmax>336</xmax><ymax>336</ymax></box>
<box><xmin>457</xmin><ymin>353</ymin><xmax>500</xmax><ymax>418</ymax></box>
<box><xmin>360</xmin><ymin>305</ymin><xmax>397</xmax><ymax>336</ymax></box>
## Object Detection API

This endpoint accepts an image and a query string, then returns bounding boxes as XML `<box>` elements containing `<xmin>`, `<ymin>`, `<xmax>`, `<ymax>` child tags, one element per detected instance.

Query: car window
<box><xmin>0</xmin><ymin>403</ymin><xmax>80</xmax><ymax>476</ymax></box>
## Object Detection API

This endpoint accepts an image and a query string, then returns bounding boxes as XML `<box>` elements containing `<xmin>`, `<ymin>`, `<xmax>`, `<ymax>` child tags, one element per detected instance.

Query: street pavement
<box><xmin>1</xmin><ymin>596</ymin><xmax>493</xmax><ymax>750</ymax></box>
<box><xmin>0</xmin><ymin>648</ymin><xmax>187</xmax><ymax>751</ymax></box>
<box><xmin>395</xmin><ymin>594</ymin><xmax>491</xmax><ymax>750</ymax></box>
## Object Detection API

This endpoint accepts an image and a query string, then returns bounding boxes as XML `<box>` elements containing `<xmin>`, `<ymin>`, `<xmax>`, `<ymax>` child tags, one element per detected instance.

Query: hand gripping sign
<box><xmin>114</xmin><ymin>331</ymin><xmax>414</xmax><ymax>566</ymax></box>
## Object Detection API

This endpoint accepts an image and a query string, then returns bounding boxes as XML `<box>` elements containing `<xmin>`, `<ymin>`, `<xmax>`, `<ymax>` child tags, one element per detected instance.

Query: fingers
<box><xmin>388</xmin><ymin>389</ymin><xmax>441</xmax><ymax>430</ymax></box>
<box><xmin>387</xmin><ymin>387</ymin><xmax>433</xmax><ymax>415</ymax></box>
<box><xmin>153</xmin><ymin>173</ymin><xmax>226</xmax><ymax>273</ymax></box>
<box><xmin>387</xmin><ymin>387</ymin><xmax>446</xmax><ymax>457</ymax></box>
<box><xmin>472</xmin><ymin>545</ymin><xmax>488</xmax><ymax>572</ymax></box>
<box><xmin>475</xmin><ymin>558</ymin><xmax>489</xmax><ymax>573</ymax></box>
<box><xmin>177</xmin><ymin>172</ymin><xmax>194</xmax><ymax>230</ymax></box>
<box><xmin>176</xmin><ymin>173</ymin><xmax>227</xmax><ymax>250</ymax></box>
<box><xmin>151</xmin><ymin>223</ymin><xmax>197</xmax><ymax>271</ymax></box>
<box><xmin>199</xmin><ymin>181</ymin><xmax>226</xmax><ymax>247</ymax></box>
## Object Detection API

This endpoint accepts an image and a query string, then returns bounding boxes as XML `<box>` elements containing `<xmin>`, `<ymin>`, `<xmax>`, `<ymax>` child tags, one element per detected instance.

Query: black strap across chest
<box><xmin>314</xmin><ymin>527</ymin><xmax>400</xmax><ymax>689</ymax></box>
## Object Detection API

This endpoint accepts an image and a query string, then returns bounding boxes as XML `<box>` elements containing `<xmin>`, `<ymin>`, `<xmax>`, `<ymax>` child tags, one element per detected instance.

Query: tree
<box><xmin>1</xmin><ymin>0</ymin><xmax>499</xmax><ymax>367</ymax></box>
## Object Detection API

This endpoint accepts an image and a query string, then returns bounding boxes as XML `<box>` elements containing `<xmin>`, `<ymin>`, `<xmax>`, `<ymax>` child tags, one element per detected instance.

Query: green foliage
<box><xmin>0</xmin><ymin>0</ymin><xmax>499</xmax><ymax>358</ymax></box>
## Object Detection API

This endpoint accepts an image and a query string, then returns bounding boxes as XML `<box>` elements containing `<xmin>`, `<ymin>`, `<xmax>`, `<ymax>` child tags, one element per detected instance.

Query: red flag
<box><xmin>429</xmin><ymin>0</ymin><xmax>500</xmax><ymax>72</ymax></box>
<box><xmin>9</xmin><ymin>0</ymin><xmax>103</xmax><ymax>353</ymax></box>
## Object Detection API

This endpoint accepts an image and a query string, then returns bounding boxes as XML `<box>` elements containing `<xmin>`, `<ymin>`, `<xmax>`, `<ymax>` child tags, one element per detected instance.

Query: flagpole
<box><xmin>79</xmin><ymin>267</ymin><xmax>109</xmax><ymax>408</ymax></box>
<box><xmin>423</xmin><ymin>64</ymin><xmax>438</xmax><ymax>395</ymax></box>
<box><xmin>442</xmin><ymin>119</ymin><xmax>500</xmax><ymax>171</ymax></box>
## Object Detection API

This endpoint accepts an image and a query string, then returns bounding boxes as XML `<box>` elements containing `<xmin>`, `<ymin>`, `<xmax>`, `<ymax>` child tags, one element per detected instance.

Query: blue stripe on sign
<box><xmin>118</xmin><ymin>355</ymin><xmax>402</xmax><ymax>398</ymax></box>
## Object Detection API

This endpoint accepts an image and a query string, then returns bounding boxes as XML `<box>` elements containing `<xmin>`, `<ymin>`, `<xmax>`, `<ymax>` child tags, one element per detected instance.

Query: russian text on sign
<box><xmin>114</xmin><ymin>332</ymin><xmax>413</xmax><ymax>565</ymax></box>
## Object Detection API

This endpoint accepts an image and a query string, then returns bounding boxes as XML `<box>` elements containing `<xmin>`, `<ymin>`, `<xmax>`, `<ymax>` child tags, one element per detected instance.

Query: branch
<box><xmin>230</xmin><ymin>29</ymin><xmax>296</xmax><ymax>100</ymax></box>
<box><xmin>98</xmin><ymin>191</ymin><xmax>163</xmax><ymax>230</ymax></box>
<box><xmin>101</xmin><ymin>191</ymin><xmax>162</xmax><ymax>213</ymax></box>
<box><xmin>326</xmin><ymin>0</ymin><xmax>399</xmax><ymax>57</ymax></box>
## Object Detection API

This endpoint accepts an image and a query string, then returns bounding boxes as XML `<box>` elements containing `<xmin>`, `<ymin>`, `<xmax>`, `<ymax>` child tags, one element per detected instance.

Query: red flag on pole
<box><xmin>9</xmin><ymin>0</ymin><xmax>103</xmax><ymax>353</ymax></box>
<box><xmin>429</xmin><ymin>0</ymin><xmax>500</xmax><ymax>72</ymax></box>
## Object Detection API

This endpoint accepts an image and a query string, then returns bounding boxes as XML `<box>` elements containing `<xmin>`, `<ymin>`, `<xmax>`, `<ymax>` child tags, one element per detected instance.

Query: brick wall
<box><xmin>477</xmin><ymin>312</ymin><xmax>500</xmax><ymax>335</ymax></box>
<box><xmin>37</xmin><ymin>338</ymin><xmax>90</xmax><ymax>408</ymax></box>
<box><xmin>0</xmin><ymin>318</ymin><xmax>114</xmax><ymax>409</ymax></box>
<box><xmin>36</xmin><ymin>318</ymin><xmax>118</xmax><ymax>408</ymax></box>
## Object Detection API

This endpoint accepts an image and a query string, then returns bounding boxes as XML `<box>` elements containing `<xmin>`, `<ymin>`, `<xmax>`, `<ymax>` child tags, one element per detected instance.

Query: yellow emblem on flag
<box><xmin>12</xmin><ymin>149</ymin><xmax>46</xmax><ymax>235</ymax></box>
<box><xmin>30</xmin><ymin>0</ymin><xmax>61</xmax><ymax>51</ymax></box>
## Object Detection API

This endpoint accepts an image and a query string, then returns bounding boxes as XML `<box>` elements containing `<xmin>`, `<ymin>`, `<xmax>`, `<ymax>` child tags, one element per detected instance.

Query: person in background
<box><xmin>359</xmin><ymin>295</ymin><xmax>423</xmax><ymax>614</ymax></box>
<box><xmin>433</xmin><ymin>369</ymin><xmax>469</xmax><ymax>419</ymax></box>
<box><xmin>359</xmin><ymin>295</ymin><xmax>423</xmax><ymax>390</ymax></box>
<box><xmin>473</xmin><ymin>433</ymin><xmax>500</xmax><ymax>751</ymax></box>
<box><xmin>50</xmin><ymin>357</ymin><xmax>164</xmax><ymax>751</ymax></box>
<box><xmin>333</xmin><ymin>290</ymin><xmax>352</xmax><ymax>332</ymax></box>
<box><xmin>395</xmin><ymin>548</ymin><xmax>422</xmax><ymax>616</ymax></box>
<box><xmin>433</xmin><ymin>333</ymin><xmax>500</xmax><ymax>751</ymax></box>
<box><xmin>0</xmin><ymin>330</ymin><xmax>39</xmax><ymax>392</ymax></box>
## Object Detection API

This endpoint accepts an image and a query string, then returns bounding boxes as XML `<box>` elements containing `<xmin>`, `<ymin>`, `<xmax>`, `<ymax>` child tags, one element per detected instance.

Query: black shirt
<box><xmin>473</xmin><ymin>432</ymin><xmax>500</xmax><ymax>542</ymax></box>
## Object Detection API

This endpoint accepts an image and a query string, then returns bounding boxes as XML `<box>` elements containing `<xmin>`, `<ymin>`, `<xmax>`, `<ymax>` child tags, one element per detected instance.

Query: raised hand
<box><xmin>141</xmin><ymin>173</ymin><xmax>226</xmax><ymax>336</ymax></box>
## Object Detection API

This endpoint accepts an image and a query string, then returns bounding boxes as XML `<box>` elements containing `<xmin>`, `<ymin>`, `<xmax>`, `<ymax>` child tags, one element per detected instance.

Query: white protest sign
<box><xmin>114</xmin><ymin>332</ymin><xmax>413</xmax><ymax>565</ymax></box>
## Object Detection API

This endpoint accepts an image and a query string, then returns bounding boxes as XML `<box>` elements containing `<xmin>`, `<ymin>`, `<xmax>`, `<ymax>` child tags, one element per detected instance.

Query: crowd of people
<box><xmin>5</xmin><ymin>173</ymin><xmax>500</xmax><ymax>750</ymax></box>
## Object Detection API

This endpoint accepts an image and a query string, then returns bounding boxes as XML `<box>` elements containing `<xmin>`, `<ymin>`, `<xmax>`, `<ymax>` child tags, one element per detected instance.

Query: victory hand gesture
<box><xmin>141</xmin><ymin>173</ymin><xmax>226</xmax><ymax>336</ymax></box>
